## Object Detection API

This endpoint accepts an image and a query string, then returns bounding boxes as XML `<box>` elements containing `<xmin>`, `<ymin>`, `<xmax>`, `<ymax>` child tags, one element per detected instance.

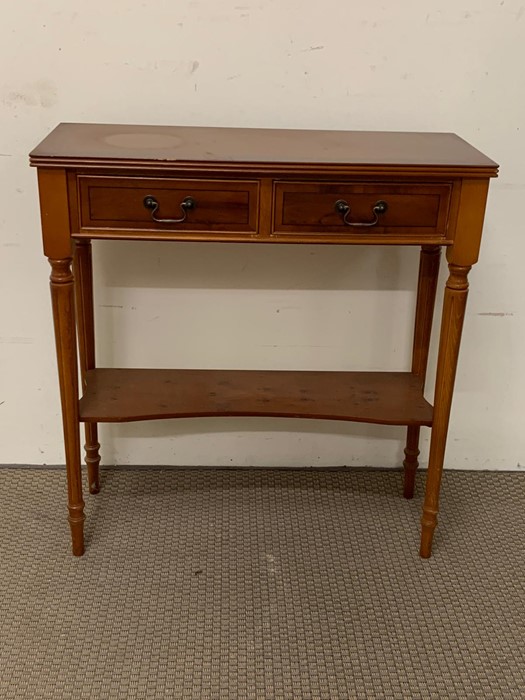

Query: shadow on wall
<box><xmin>102</xmin><ymin>414</ymin><xmax>408</xmax><ymax>440</ymax></box>
<box><xmin>99</xmin><ymin>417</ymin><xmax>411</xmax><ymax>468</ymax></box>
<box><xmin>93</xmin><ymin>240</ymin><xmax>422</xmax><ymax>291</ymax></box>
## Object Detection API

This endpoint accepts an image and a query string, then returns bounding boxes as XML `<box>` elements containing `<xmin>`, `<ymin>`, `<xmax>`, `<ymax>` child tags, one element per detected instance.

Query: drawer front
<box><xmin>273</xmin><ymin>182</ymin><xmax>452</xmax><ymax>239</ymax></box>
<box><xmin>78</xmin><ymin>176</ymin><xmax>259</xmax><ymax>235</ymax></box>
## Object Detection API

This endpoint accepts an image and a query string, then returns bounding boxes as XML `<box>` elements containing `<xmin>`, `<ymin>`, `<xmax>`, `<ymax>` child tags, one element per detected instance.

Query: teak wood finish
<box><xmin>30</xmin><ymin>123</ymin><xmax>498</xmax><ymax>558</ymax></box>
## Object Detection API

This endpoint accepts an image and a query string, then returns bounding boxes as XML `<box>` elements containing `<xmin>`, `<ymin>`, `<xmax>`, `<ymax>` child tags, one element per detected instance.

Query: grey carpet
<box><xmin>0</xmin><ymin>467</ymin><xmax>524</xmax><ymax>699</ymax></box>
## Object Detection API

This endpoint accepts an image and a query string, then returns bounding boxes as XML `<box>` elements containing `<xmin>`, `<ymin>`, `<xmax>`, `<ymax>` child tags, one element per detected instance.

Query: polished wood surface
<box><xmin>68</xmin><ymin>171</ymin><xmax>461</xmax><ymax>246</ymax></box>
<box><xmin>30</xmin><ymin>123</ymin><xmax>498</xmax><ymax>174</ymax></box>
<box><xmin>31</xmin><ymin>124</ymin><xmax>497</xmax><ymax>558</ymax></box>
<box><xmin>78</xmin><ymin>176</ymin><xmax>259</xmax><ymax>235</ymax></box>
<box><xmin>79</xmin><ymin>369</ymin><xmax>433</xmax><ymax>426</ymax></box>
<box><xmin>273</xmin><ymin>181</ymin><xmax>451</xmax><ymax>239</ymax></box>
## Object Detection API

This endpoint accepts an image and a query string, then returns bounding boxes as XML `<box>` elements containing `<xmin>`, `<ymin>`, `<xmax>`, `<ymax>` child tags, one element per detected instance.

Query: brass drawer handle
<box><xmin>335</xmin><ymin>199</ymin><xmax>388</xmax><ymax>227</ymax></box>
<box><xmin>143</xmin><ymin>195</ymin><xmax>196</xmax><ymax>223</ymax></box>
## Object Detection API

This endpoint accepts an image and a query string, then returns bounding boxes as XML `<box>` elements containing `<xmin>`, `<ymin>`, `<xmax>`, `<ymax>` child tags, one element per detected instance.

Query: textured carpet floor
<box><xmin>0</xmin><ymin>468</ymin><xmax>524</xmax><ymax>699</ymax></box>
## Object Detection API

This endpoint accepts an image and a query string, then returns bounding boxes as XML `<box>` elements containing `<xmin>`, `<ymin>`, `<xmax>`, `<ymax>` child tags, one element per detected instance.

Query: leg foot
<box><xmin>68</xmin><ymin>504</ymin><xmax>86</xmax><ymax>556</ymax></box>
<box><xmin>403</xmin><ymin>426</ymin><xmax>420</xmax><ymax>499</ymax></box>
<box><xmin>419</xmin><ymin>508</ymin><xmax>437</xmax><ymax>558</ymax></box>
<box><xmin>85</xmin><ymin>423</ymin><xmax>101</xmax><ymax>494</ymax></box>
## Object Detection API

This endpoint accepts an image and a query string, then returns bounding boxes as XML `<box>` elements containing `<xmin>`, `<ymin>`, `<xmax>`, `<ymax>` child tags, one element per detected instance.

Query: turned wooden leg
<box><xmin>84</xmin><ymin>424</ymin><xmax>101</xmax><ymax>495</ymax></box>
<box><xmin>403</xmin><ymin>426</ymin><xmax>420</xmax><ymax>499</ymax></box>
<box><xmin>403</xmin><ymin>245</ymin><xmax>441</xmax><ymax>499</ymax></box>
<box><xmin>420</xmin><ymin>263</ymin><xmax>471</xmax><ymax>558</ymax></box>
<box><xmin>50</xmin><ymin>257</ymin><xmax>85</xmax><ymax>556</ymax></box>
<box><xmin>74</xmin><ymin>240</ymin><xmax>101</xmax><ymax>494</ymax></box>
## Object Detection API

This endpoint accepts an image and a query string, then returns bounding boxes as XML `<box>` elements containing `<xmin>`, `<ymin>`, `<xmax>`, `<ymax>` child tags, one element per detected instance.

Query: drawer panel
<box><xmin>273</xmin><ymin>181</ymin><xmax>452</xmax><ymax>239</ymax></box>
<box><xmin>78</xmin><ymin>176</ymin><xmax>259</xmax><ymax>234</ymax></box>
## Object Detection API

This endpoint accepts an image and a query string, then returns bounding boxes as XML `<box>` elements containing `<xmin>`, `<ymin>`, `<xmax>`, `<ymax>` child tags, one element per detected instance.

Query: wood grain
<box><xmin>78</xmin><ymin>176</ymin><xmax>259</xmax><ymax>235</ymax></box>
<box><xmin>30</xmin><ymin>123</ymin><xmax>498</xmax><ymax>176</ymax></box>
<box><xmin>273</xmin><ymin>181</ymin><xmax>451</xmax><ymax>238</ymax></box>
<box><xmin>37</xmin><ymin>169</ymin><xmax>72</xmax><ymax>258</ymax></box>
<box><xmin>79</xmin><ymin>369</ymin><xmax>434</xmax><ymax>426</ymax></box>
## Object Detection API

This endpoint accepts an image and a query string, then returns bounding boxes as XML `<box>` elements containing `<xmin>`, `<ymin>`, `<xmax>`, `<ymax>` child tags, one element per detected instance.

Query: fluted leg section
<box><xmin>420</xmin><ymin>263</ymin><xmax>471</xmax><ymax>558</ymax></box>
<box><xmin>403</xmin><ymin>245</ymin><xmax>441</xmax><ymax>498</ymax></box>
<box><xmin>49</xmin><ymin>257</ymin><xmax>85</xmax><ymax>556</ymax></box>
<box><xmin>74</xmin><ymin>240</ymin><xmax>101</xmax><ymax>494</ymax></box>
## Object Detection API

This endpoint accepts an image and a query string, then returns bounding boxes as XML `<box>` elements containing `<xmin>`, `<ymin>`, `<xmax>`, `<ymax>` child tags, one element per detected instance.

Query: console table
<box><xmin>30</xmin><ymin>124</ymin><xmax>498</xmax><ymax>557</ymax></box>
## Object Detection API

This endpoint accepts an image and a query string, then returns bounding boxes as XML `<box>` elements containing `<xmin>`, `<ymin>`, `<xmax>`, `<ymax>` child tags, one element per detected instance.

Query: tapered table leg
<box><xmin>420</xmin><ymin>263</ymin><xmax>471</xmax><ymax>558</ymax></box>
<box><xmin>74</xmin><ymin>240</ymin><xmax>101</xmax><ymax>494</ymax></box>
<box><xmin>403</xmin><ymin>245</ymin><xmax>441</xmax><ymax>498</ymax></box>
<box><xmin>49</xmin><ymin>257</ymin><xmax>85</xmax><ymax>556</ymax></box>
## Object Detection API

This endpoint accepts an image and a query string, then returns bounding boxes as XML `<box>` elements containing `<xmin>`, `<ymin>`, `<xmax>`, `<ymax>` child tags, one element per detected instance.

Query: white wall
<box><xmin>0</xmin><ymin>1</ymin><xmax>524</xmax><ymax>469</ymax></box>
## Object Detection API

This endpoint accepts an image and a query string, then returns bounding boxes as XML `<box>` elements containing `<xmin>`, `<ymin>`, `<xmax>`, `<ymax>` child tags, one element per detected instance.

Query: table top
<box><xmin>30</xmin><ymin>123</ymin><xmax>498</xmax><ymax>174</ymax></box>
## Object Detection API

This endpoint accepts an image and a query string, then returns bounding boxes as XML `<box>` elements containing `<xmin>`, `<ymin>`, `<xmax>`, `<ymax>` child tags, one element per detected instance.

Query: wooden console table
<box><xmin>30</xmin><ymin>124</ymin><xmax>498</xmax><ymax>557</ymax></box>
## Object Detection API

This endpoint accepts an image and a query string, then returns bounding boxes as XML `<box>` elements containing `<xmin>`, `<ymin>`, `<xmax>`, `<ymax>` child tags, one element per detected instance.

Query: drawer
<box><xmin>78</xmin><ymin>176</ymin><xmax>259</xmax><ymax>235</ymax></box>
<box><xmin>273</xmin><ymin>181</ymin><xmax>452</xmax><ymax>239</ymax></box>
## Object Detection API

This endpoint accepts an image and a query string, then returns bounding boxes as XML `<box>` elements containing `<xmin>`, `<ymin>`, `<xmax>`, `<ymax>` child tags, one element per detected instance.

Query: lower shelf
<box><xmin>79</xmin><ymin>368</ymin><xmax>433</xmax><ymax>426</ymax></box>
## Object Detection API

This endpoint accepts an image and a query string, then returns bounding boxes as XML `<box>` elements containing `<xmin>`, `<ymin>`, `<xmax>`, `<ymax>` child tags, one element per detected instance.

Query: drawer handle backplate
<box><xmin>335</xmin><ymin>199</ymin><xmax>388</xmax><ymax>227</ymax></box>
<box><xmin>143</xmin><ymin>195</ymin><xmax>196</xmax><ymax>224</ymax></box>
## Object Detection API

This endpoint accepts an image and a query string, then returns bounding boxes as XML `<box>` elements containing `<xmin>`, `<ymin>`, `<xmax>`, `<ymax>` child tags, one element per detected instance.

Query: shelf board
<box><xmin>79</xmin><ymin>368</ymin><xmax>433</xmax><ymax>426</ymax></box>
